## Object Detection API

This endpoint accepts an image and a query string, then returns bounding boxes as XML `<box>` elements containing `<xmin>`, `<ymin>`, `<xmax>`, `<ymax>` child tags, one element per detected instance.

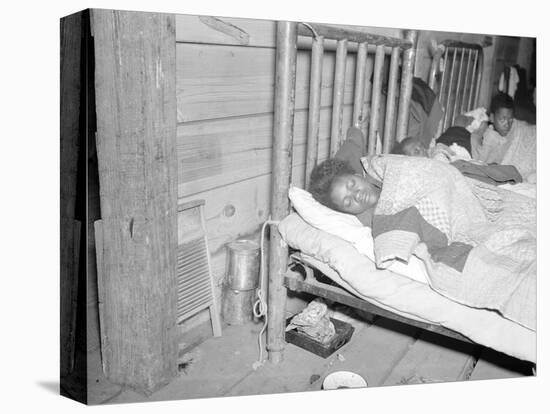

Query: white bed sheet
<box><xmin>278</xmin><ymin>213</ymin><xmax>536</xmax><ymax>363</ymax></box>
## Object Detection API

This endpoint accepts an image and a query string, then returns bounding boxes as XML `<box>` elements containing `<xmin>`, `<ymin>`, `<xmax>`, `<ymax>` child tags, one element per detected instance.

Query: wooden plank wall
<box><xmin>175</xmin><ymin>15</ymin><xmax>401</xmax><ymax>321</ymax></box>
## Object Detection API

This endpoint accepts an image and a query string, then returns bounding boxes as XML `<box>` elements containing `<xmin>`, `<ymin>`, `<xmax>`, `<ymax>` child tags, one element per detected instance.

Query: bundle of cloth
<box><xmin>433</xmin><ymin>106</ymin><xmax>489</xmax><ymax>162</ymax></box>
<box><xmin>363</xmin><ymin>154</ymin><xmax>536</xmax><ymax>331</ymax></box>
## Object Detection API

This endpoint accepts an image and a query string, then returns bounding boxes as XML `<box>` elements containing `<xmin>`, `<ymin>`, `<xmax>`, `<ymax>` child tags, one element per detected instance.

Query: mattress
<box><xmin>278</xmin><ymin>213</ymin><xmax>536</xmax><ymax>363</ymax></box>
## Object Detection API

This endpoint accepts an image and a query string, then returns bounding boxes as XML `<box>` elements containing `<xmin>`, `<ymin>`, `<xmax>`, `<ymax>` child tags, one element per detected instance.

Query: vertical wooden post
<box><xmin>438</xmin><ymin>47</ymin><xmax>449</xmax><ymax>103</ymax></box>
<box><xmin>452</xmin><ymin>48</ymin><xmax>466</xmax><ymax>122</ymax></box>
<box><xmin>461</xmin><ymin>49</ymin><xmax>473</xmax><ymax>113</ymax></box>
<box><xmin>60</xmin><ymin>11</ymin><xmax>82</xmax><ymax>380</ymax></box>
<box><xmin>383</xmin><ymin>46</ymin><xmax>401</xmax><ymax>152</ymax></box>
<box><xmin>468</xmin><ymin>50</ymin><xmax>479</xmax><ymax>110</ymax></box>
<box><xmin>305</xmin><ymin>36</ymin><xmax>324</xmax><ymax>189</ymax></box>
<box><xmin>352</xmin><ymin>42</ymin><xmax>368</xmax><ymax>128</ymax></box>
<box><xmin>330</xmin><ymin>39</ymin><xmax>348</xmax><ymax>155</ymax></box>
<box><xmin>91</xmin><ymin>10</ymin><xmax>178</xmax><ymax>394</ymax></box>
<box><xmin>443</xmin><ymin>48</ymin><xmax>458</xmax><ymax>130</ymax></box>
<box><xmin>395</xmin><ymin>30</ymin><xmax>418</xmax><ymax>141</ymax></box>
<box><xmin>473</xmin><ymin>49</ymin><xmax>484</xmax><ymax>109</ymax></box>
<box><xmin>267</xmin><ymin>21</ymin><xmax>297</xmax><ymax>365</ymax></box>
<box><xmin>361</xmin><ymin>57</ymin><xmax>374</xmax><ymax>142</ymax></box>
<box><xmin>368</xmin><ymin>45</ymin><xmax>385</xmax><ymax>154</ymax></box>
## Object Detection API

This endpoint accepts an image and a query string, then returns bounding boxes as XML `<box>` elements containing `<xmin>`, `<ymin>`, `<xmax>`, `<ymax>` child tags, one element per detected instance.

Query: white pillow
<box><xmin>288</xmin><ymin>186</ymin><xmax>429</xmax><ymax>284</ymax></box>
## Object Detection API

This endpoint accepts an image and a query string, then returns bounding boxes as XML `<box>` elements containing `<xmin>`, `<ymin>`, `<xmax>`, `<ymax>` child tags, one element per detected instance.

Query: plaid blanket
<box><xmin>363</xmin><ymin>155</ymin><xmax>536</xmax><ymax>330</ymax></box>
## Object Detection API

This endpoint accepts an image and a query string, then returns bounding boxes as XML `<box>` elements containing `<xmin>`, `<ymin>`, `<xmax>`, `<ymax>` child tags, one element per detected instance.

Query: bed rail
<box><xmin>429</xmin><ymin>40</ymin><xmax>484</xmax><ymax>133</ymax></box>
<box><xmin>284</xmin><ymin>269</ymin><xmax>472</xmax><ymax>344</ymax></box>
<box><xmin>297</xmin><ymin>23</ymin><xmax>413</xmax><ymax>49</ymax></box>
<box><xmin>268</xmin><ymin>21</ymin><xmax>418</xmax><ymax>363</ymax></box>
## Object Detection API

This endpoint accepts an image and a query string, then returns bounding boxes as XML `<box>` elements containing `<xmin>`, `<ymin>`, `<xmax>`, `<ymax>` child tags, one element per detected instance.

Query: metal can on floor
<box><xmin>222</xmin><ymin>239</ymin><xmax>261</xmax><ymax>325</ymax></box>
<box><xmin>225</xmin><ymin>239</ymin><xmax>260</xmax><ymax>291</ymax></box>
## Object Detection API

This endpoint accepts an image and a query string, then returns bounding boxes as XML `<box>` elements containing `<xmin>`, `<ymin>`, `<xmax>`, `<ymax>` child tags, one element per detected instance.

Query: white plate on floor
<box><xmin>322</xmin><ymin>371</ymin><xmax>368</xmax><ymax>390</ymax></box>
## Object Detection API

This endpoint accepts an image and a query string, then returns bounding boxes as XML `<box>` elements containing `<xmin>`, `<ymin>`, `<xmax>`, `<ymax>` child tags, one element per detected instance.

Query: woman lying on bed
<box><xmin>309</xmin><ymin>126</ymin><xmax>525</xmax><ymax>227</ymax></box>
<box><xmin>307</xmin><ymin>127</ymin><xmax>536</xmax><ymax>333</ymax></box>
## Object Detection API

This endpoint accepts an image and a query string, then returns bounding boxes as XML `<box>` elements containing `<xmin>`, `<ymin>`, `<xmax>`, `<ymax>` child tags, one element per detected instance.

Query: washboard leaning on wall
<box><xmin>266</xmin><ymin>21</ymin><xmax>419</xmax><ymax>364</ymax></box>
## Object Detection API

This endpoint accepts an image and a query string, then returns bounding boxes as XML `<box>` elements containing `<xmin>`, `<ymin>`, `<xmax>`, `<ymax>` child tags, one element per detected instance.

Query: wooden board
<box><xmin>60</xmin><ymin>10</ymin><xmax>82</xmax><ymax>379</ymax></box>
<box><xmin>175</xmin><ymin>14</ymin><xmax>402</xmax><ymax>51</ymax></box>
<box><xmin>382</xmin><ymin>330</ymin><xmax>479</xmax><ymax>386</ymax></box>
<box><xmin>225</xmin><ymin>316</ymin><xmax>419</xmax><ymax>396</ymax></box>
<box><xmin>92</xmin><ymin>9</ymin><xmax>178</xmax><ymax>395</ymax></box>
<box><xmin>177</xmin><ymin>105</ymin><xmax>351</xmax><ymax>197</ymax></box>
<box><xmin>469</xmin><ymin>348</ymin><xmax>533</xmax><ymax>381</ymax></box>
<box><xmin>176</xmin><ymin>43</ymin><xmax>359</xmax><ymax>123</ymax></box>
<box><xmin>314</xmin><ymin>317</ymin><xmax>420</xmax><ymax>388</ymax></box>
<box><xmin>176</xmin><ymin>14</ymin><xmax>276</xmax><ymax>47</ymax></box>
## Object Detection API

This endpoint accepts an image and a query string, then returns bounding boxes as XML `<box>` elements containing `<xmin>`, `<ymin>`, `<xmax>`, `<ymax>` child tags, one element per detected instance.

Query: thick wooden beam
<box><xmin>267</xmin><ymin>21</ymin><xmax>297</xmax><ymax>365</ymax></box>
<box><xmin>60</xmin><ymin>11</ymin><xmax>82</xmax><ymax>382</ymax></box>
<box><xmin>91</xmin><ymin>9</ymin><xmax>178</xmax><ymax>394</ymax></box>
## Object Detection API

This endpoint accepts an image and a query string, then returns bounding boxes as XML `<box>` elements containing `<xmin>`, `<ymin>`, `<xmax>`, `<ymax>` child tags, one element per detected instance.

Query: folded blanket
<box><xmin>451</xmin><ymin>160</ymin><xmax>523</xmax><ymax>185</ymax></box>
<box><xmin>363</xmin><ymin>155</ymin><xmax>536</xmax><ymax>330</ymax></box>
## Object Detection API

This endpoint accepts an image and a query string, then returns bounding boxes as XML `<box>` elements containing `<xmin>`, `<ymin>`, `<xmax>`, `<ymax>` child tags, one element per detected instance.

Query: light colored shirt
<box><xmin>472</xmin><ymin>120</ymin><xmax>536</xmax><ymax>180</ymax></box>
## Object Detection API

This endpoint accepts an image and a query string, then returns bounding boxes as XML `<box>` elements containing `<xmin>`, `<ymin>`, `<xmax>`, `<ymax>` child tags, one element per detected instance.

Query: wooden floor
<box><xmin>66</xmin><ymin>303</ymin><xmax>534</xmax><ymax>405</ymax></box>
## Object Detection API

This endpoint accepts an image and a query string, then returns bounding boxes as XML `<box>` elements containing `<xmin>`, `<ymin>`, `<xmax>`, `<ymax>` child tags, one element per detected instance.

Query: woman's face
<box><xmin>329</xmin><ymin>174</ymin><xmax>380</xmax><ymax>215</ymax></box>
<box><xmin>491</xmin><ymin>108</ymin><xmax>514</xmax><ymax>136</ymax></box>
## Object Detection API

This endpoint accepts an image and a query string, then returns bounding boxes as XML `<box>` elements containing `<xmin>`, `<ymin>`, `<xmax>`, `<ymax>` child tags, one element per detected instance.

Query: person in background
<box><xmin>471</xmin><ymin>92</ymin><xmax>536</xmax><ymax>182</ymax></box>
<box><xmin>391</xmin><ymin>136</ymin><xmax>471</xmax><ymax>163</ymax></box>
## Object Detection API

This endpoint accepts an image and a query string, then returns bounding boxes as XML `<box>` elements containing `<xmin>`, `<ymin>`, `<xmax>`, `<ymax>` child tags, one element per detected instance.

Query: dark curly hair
<box><xmin>490</xmin><ymin>92</ymin><xmax>515</xmax><ymax>114</ymax></box>
<box><xmin>390</xmin><ymin>137</ymin><xmax>416</xmax><ymax>155</ymax></box>
<box><xmin>309</xmin><ymin>158</ymin><xmax>355</xmax><ymax>210</ymax></box>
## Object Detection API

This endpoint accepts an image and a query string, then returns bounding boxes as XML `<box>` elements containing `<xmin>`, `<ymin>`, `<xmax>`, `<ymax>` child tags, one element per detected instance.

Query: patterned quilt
<box><xmin>363</xmin><ymin>155</ymin><xmax>536</xmax><ymax>330</ymax></box>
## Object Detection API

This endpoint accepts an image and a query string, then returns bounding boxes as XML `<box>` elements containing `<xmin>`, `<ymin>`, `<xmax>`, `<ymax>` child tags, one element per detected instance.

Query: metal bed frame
<box><xmin>428</xmin><ymin>40</ymin><xmax>484</xmax><ymax>133</ymax></box>
<box><xmin>265</xmin><ymin>21</ymin><xmax>484</xmax><ymax>364</ymax></box>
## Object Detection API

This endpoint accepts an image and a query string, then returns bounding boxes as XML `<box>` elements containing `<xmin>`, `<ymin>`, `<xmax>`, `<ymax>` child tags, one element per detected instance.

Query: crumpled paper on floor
<box><xmin>286</xmin><ymin>299</ymin><xmax>335</xmax><ymax>344</ymax></box>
